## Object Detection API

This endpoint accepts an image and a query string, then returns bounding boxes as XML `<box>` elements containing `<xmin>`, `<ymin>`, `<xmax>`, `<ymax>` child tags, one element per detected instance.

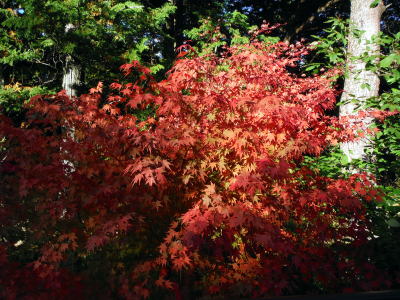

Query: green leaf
<box><xmin>370</xmin><ymin>0</ymin><xmax>380</xmax><ymax>8</ymax></box>
<box><xmin>361</xmin><ymin>83</ymin><xmax>371</xmax><ymax>90</ymax></box>
<box><xmin>305</xmin><ymin>65</ymin><xmax>317</xmax><ymax>71</ymax></box>
<box><xmin>41</xmin><ymin>38</ymin><xmax>54</xmax><ymax>47</ymax></box>
<box><xmin>380</xmin><ymin>53</ymin><xmax>398</xmax><ymax>68</ymax></box>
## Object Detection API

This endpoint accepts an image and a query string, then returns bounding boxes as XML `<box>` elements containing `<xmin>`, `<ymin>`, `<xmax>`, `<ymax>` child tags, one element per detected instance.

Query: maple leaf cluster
<box><xmin>0</xmin><ymin>40</ymin><xmax>392</xmax><ymax>299</ymax></box>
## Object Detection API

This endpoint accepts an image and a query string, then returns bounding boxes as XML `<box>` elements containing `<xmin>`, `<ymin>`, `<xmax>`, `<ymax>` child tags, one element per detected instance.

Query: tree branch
<box><xmin>284</xmin><ymin>0</ymin><xmax>343</xmax><ymax>43</ymax></box>
<box><xmin>33</xmin><ymin>59</ymin><xmax>57</xmax><ymax>69</ymax></box>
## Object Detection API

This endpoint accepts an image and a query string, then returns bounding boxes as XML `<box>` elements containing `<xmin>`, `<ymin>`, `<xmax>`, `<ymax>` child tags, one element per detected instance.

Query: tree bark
<box><xmin>62</xmin><ymin>24</ymin><xmax>81</xmax><ymax>97</ymax></box>
<box><xmin>62</xmin><ymin>55</ymin><xmax>81</xmax><ymax>97</ymax></box>
<box><xmin>61</xmin><ymin>56</ymin><xmax>78</xmax><ymax>175</ymax></box>
<box><xmin>61</xmin><ymin>24</ymin><xmax>80</xmax><ymax>177</ymax></box>
<box><xmin>339</xmin><ymin>0</ymin><xmax>386</xmax><ymax>163</ymax></box>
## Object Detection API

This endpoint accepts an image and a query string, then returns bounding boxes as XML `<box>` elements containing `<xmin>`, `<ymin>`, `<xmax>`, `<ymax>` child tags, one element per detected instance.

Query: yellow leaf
<box><xmin>223</xmin><ymin>129</ymin><xmax>235</xmax><ymax>139</ymax></box>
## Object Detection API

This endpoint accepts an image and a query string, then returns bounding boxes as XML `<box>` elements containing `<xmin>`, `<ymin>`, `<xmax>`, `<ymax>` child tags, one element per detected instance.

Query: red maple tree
<box><xmin>0</xmin><ymin>38</ymin><xmax>391</xmax><ymax>299</ymax></box>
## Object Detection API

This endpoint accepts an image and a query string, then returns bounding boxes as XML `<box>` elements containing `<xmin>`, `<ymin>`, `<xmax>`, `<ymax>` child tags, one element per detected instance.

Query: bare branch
<box><xmin>33</xmin><ymin>59</ymin><xmax>57</xmax><ymax>69</ymax></box>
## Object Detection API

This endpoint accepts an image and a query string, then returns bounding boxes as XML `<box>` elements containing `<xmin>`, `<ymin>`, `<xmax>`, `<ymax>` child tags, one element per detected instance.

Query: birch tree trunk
<box><xmin>61</xmin><ymin>56</ymin><xmax>79</xmax><ymax>174</ymax></box>
<box><xmin>340</xmin><ymin>0</ymin><xmax>385</xmax><ymax>161</ymax></box>
<box><xmin>61</xmin><ymin>24</ymin><xmax>80</xmax><ymax>176</ymax></box>
<box><xmin>62</xmin><ymin>24</ymin><xmax>81</xmax><ymax>97</ymax></box>
<box><xmin>340</xmin><ymin>0</ymin><xmax>386</xmax><ymax>163</ymax></box>
<box><xmin>62</xmin><ymin>55</ymin><xmax>81</xmax><ymax>97</ymax></box>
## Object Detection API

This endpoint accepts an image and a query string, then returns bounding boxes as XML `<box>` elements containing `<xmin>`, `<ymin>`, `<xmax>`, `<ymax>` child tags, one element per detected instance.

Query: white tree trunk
<box><xmin>62</xmin><ymin>24</ymin><xmax>81</xmax><ymax>97</ymax></box>
<box><xmin>61</xmin><ymin>24</ymin><xmax>80</xmax><ymax>178</ymax></box>
<box><xmin>61</xmin><ymin>57</ymin><xmax>78</xmax><ymax>174</ymax></box>
<box><xmin>62</xmin><ymin>55</ymin><xmax>80</xmax><ymax>97</ymax></box>
<box><xmin>340</xmin><ymin>0</ymin><xmax>386</xmax><ymax>163</ymax></box>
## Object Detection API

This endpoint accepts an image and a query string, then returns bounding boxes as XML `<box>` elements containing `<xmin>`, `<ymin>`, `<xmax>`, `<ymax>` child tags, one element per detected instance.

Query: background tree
<box><xmin>339</xmin><ymin>0</ymin><xmax>387</xmax><ymax>164</ymax></box>
<box><xmin>0</xmin><ymin>1</ymin><xmax>175</xmax><ymax>97</ymax></box>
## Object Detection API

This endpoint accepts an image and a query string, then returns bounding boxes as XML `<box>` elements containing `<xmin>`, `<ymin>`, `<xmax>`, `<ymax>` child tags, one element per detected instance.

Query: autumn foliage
<box><xmin>0</xmin><ymin>39</ymin><xmax>392</xmax><ymax>299</ymax></box>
